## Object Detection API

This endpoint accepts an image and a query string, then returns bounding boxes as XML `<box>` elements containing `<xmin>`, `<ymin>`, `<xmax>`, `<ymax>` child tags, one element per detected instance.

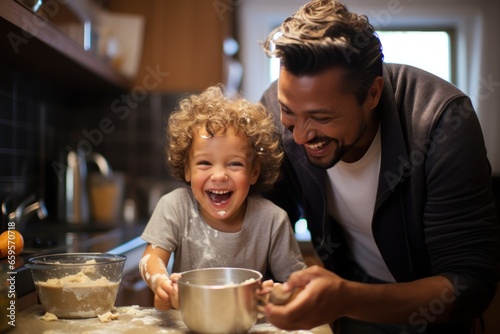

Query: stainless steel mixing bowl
<box><xmin>177</xmin><ymin>267</ymin><xmax>263</xmax><ymax>333</ymax></box>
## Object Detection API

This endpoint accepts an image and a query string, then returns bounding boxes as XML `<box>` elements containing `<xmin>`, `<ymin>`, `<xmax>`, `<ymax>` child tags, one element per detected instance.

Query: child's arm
<box><xmin>139</xmin><ymin>243</ymin><xmax>179</xmax><ymax>309</ymax></box>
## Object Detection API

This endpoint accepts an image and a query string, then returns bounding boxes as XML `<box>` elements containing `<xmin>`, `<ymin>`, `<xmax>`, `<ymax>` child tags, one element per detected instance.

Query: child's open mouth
<box><xmin>207</xmin><ymin>190</ymin><xmax>233</xmax><ymax>205</ymax></box>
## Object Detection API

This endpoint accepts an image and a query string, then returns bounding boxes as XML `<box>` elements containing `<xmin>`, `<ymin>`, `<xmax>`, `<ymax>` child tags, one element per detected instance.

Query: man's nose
<box><xmin>289</xmin><ymin>123</ymin><xmax>315</xmax><ymax>144</ymax></box>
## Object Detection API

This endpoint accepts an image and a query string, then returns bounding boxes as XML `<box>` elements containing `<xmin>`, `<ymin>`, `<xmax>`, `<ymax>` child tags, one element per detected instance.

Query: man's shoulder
<box><xmin>382</xmin><ymin>62</ymin><xmax>468</xmax><ymax>124</ymax></box>
<box><xmin>383</xmin><ymin>63</ymin><xmax>464</xmax><ymax>97</ymax></box>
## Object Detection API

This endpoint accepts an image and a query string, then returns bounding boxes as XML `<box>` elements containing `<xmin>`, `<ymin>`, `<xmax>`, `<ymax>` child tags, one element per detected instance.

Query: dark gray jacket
<box><xmin>261</xmin><ymin>63</ymin><xmax>500</xmax><ymax>332</ymax></box>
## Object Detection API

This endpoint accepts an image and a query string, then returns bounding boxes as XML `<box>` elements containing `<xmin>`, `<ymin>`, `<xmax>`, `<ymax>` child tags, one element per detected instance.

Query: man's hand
<box><xmin>264</xmin><ymin>266</ymin><xmax>342</xmax><ymax>330</ymax></box>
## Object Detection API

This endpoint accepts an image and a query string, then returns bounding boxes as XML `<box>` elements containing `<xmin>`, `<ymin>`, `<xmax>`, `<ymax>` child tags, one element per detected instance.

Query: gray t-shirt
<box><xmin>141</xmin><ymin>187</ymin><xmax>306</xmax><ymax>282</ymax></box>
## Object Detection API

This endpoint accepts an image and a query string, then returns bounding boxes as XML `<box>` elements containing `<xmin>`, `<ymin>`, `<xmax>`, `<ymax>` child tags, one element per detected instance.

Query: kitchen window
<box><xmin>376</xmin><ymin>30</ymin><xmax>454</xmax><ymax>83</ymax></box>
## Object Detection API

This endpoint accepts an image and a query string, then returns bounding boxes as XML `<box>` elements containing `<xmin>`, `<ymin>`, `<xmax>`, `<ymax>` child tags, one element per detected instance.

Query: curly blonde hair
<box><xmin>167</xmin><ymin>85</ymin><xmax>283</xmax><ymax>193</ymax></box>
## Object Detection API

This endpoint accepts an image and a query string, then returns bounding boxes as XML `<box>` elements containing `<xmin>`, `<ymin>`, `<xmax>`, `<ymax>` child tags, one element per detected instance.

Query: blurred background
<box><xmin>1</xmin><ymin>1</ymin><xmax>500</xmax><ymax>328</ymax></box>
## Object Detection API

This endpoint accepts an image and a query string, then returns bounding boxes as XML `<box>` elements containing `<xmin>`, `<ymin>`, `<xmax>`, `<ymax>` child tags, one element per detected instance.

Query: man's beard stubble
<box><xmin>303</xmin><ymin>138</ymin><xmax>346</xmax><ymax>169</ymax></box>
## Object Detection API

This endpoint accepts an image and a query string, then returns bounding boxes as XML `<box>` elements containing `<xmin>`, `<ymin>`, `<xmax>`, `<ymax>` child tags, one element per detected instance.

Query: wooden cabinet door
<box><xmin>107</xmin><ymin>0</ymin><xmax>228</xmax><ymax>91</ymax></box>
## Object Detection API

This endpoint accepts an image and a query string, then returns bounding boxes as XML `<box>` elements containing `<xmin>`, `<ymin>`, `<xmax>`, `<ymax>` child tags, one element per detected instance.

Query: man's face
<box><xmin>277</xmin><ymin>66</ymin><xmax>382</xmax><ymax>169</ymax></box>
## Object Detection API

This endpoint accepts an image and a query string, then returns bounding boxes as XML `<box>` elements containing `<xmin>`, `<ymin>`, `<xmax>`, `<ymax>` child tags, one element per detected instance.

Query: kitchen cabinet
<box><xmin>105</xmin><ymin>0</ymin><xmax>232</xmax><ymax>92</ymax></box>
<box><xmin>0</xmin><ymin>0</ymin><xmax>233</xmax><ymax>92</ymax></box>
<box><xmin>0</xmin><ymin>0</ymin><xmax>131</xmax><ymax>92</ymax></box>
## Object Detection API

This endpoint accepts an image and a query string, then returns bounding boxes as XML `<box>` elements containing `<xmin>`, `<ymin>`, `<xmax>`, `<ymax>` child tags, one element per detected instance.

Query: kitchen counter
<box><xmin>0</xmin><ymin>221</ymin><xmax>324</xmax><ymax>334</ymax></box>
<box><xmin>11</xmin><ymin>305</ymin><xmax>333</xmax><ymax>334</ymax></box>
<box><xmin>1</xmin><ymin>221</ymin><xmax>148</xmax><ymax>299</ymax></box>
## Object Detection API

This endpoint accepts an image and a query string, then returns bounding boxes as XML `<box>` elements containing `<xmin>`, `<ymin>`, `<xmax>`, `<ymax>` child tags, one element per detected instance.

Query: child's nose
<box><xmin>211</xmin><ymin>168</ymin><xmax>228</xmax><ymax>181</ymax></box>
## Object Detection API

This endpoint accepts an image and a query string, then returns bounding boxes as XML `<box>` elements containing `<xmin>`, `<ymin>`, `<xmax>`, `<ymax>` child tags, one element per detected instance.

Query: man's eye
<box><xmin>312</xmin><ymin>116</ymin><xmax>331</xmax><ymax>123</ymax></box>
<box><xmin>281</xmin><ymin>107</ymin><xmax>292</xmax><ymax>116</ymax></box>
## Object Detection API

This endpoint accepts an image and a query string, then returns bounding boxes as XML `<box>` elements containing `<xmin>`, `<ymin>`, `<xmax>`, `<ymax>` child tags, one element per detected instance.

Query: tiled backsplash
<box><xmin>0</xmin><ymin>64</ymin><xmax>192</xmax><ymax>230</ymax></box>
<box><xmin>0</xmin><ymin>65</ymin><xmax>70</xmax><ymax>228</ymax></box>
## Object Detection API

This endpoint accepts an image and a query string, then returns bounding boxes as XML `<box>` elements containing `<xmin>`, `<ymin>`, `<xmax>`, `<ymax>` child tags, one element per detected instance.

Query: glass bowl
<box><xmin>26</xmin><ymin>252</ymin><xmax>126</xmax><ymax>319</ymax></box>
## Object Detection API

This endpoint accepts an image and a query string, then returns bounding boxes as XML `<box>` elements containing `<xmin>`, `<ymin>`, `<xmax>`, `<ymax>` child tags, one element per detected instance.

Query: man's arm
<box><xmin>265</xmin><ymin>266</ymin><xmax>458</xmax><ymax>330</ymax></box>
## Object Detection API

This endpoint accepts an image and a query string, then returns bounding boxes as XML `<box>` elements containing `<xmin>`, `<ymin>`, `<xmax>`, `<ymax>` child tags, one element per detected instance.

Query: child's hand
<box><xmin>153</xmin><ymin>275</ymin><xmax>180</xmax><ymax>310</ymax></box>
<box><xmin>169</xmin><ymin>273</ymin><xmax>182</xmax><ymax>282</ymax></box>
<box><xmin>169</xmin><ymin>273</ymin><xmax>181</xmax><ymax>309</ymax></box>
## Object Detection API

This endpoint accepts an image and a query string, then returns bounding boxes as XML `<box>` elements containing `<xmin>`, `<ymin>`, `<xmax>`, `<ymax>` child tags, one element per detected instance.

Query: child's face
<box><xmin>185</xmin><ymin>127</ymin><xmax>260</xmax><ymax>229</ymax></box>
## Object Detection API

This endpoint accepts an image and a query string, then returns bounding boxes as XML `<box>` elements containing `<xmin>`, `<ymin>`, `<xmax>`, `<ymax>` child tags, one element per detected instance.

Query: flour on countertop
<box><xmin>250</xmin><ymin>323</ymin><xmax>314</xmax><ymax>333</ymax></box>
<box><xmin>21</xmin><ymin>305</ymin><xmax>330</xmax><ymax>334</ymax></box>
<box><xmin>39</xmin><ymin>312</ymin><xmax>58</xmax><ymax>321</ymax></box>
<box><xmin>119</xmin><ymin>305</ymin><xmax>142</xmax><ymax>315</ymax></box>
<box><xmin>97</xmin><ymin>311</ymin><xmax>119</xmax><ymax>322</ymax></box>
<box><xmin>130</xmin><ymin>315</ymin><xmax>162</xmax><ymax>326</ymax></box>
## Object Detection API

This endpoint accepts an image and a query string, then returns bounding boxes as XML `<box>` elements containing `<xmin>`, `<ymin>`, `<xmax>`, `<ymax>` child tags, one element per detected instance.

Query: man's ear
<box><xmin>366</xmin><ymin>76</ymin><xmax>384</xmax><ymax>110</ymax></box>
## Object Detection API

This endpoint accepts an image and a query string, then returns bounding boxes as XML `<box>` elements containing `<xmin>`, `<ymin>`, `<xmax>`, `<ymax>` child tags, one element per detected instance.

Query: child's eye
<box><xmin>197</xmin><ymin>160</ymin><xmax>211</xmax><ymax>166</ymax></box>
<box><xmin>228</xmin><ymin>162</ymin><xmax>244</xmax><ymax>167</ymax></box>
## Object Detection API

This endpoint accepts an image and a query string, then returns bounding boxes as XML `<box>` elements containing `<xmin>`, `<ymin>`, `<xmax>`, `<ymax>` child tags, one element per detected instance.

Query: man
<box><xmin>260</xmin><ymin>0</ymin><xmax>500</xmax><ymax>333</ymax></box>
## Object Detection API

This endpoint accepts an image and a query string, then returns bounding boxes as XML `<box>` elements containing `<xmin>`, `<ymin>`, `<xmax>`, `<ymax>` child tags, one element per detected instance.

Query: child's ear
<box><xmin>250</xmin><ymin>161</ymin><xmax>261</xmax><ymax>185</ymax></box>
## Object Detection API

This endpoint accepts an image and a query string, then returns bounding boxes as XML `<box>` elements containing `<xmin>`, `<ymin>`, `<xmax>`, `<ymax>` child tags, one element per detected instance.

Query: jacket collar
<box><xmin>375</xmin><ymin>65</ymin><xmax>411</xmax><ymax>210</ymax></box>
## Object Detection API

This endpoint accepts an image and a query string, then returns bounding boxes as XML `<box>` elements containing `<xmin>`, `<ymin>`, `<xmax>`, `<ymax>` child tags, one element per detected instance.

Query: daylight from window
<box><xmin>377</xmin><ymin>31</ymin><xmax>451</xmax><ymax>82</ymax></box>
<box><xmin>269</xmin><ymin>31</ymin><xmax>452</xmax><ymax>83</ymax></box>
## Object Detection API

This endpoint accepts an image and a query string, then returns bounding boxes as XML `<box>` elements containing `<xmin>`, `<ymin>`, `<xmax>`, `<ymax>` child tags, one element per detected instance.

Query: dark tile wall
<box><xmin>68</xmin><ymin>91</ymin><xmax>194</xmax><ymax>180</ymax></box>
<box><xmin>0</xmin><ymin>64</ymin><xmax>193</xmax><ymax>231</ymax></box>
<box><xmin>0</xmin><ymin>65</ymin><xmax>71</xmax><ymax>230</ymax></box>
<box><xmin>67</xmin><ymin>90</ymin><xmax>194</xmax><ymax>218</ymax></box>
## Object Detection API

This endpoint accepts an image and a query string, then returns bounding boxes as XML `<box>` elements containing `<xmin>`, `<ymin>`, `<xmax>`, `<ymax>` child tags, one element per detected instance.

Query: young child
<box><xmin>139</xmin><ymin>85</ymin><xmax>306</xmax><ymax>310</ymax></box>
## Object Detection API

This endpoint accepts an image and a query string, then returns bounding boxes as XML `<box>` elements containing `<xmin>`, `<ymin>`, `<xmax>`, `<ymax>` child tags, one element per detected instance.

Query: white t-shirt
<box><xmin>327</xmin><ymin>127</ymin><xmax>395</xmax><ymax>282</ymax></box>
<box><xmin>141</xmin><ymin>187</ymin><xmax>306</xmax><ymax>282</ymax></box>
